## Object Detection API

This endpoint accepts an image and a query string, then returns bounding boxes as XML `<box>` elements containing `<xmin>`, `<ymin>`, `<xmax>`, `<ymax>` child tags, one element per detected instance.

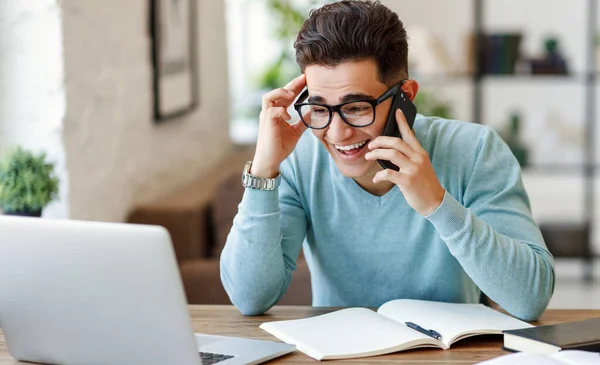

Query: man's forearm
<box><xmin>220</xmin><ymin>188</ymin><xmax>305</xmax><ymax>315</ymax></box>
<box><xmin>427</xmin><ymin>192</ymin><xmax>555</xmax><ymax>321</ymax></box>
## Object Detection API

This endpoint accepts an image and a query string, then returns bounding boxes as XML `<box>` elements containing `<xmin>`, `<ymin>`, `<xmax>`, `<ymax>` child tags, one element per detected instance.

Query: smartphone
<box><xmin>377</xmin><ymin>88</ymin><xmax>417</xmax><ymax>171</ymax></box>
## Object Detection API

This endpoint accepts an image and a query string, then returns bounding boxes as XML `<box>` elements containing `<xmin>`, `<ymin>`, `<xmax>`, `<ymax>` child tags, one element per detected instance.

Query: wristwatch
<box><xmin>241</xmin><ymin>161</ymin><xmax>282</xmax><ymax>190</ymax></box>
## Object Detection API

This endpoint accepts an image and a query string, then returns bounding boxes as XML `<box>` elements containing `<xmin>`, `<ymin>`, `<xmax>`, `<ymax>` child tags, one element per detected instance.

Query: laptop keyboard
<box><xmin>200</xmin><ymin>351</ymin><xmax>234</xmax><ymax>365</ymax></box>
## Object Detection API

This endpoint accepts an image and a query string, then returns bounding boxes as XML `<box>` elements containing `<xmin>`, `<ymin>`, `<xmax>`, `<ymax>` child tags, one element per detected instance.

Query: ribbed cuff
<box><xmin>425</xmin><ymin>191</ymin><xmax>469</xmax><ymax>239</ymax></box>
<box><xmin>240</xmin><ymin>188</ymin><xmax>280</xmax><ymax>214</ymax></box>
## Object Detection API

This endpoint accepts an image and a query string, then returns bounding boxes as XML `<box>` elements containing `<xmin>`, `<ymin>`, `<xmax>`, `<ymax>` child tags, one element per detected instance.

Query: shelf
<box><xmin>472</xmin><ymin>0</ymin><xmax>597</xmax><ymax>278</ymax></box>
<box><xmin>481</xmin><ymin>74</ymin><xmax>588</xmax><ymax>83</ymax></box>
<box><xmin>414</xmin><ymin>73</ymin><xmax>472</xmax><ymax>85</ymax></box>
<box><xmin>521</xmin><ymin>164</ymin><xmax>600</xmax><ymax>175</ymax></box>
<box><xmin>416</xmin><ymin>73</ymin><xmax>592</xmax><ymax>85</ymax></box>
<box><xmin>521</xmin><ymin>164</ymin><xmax>588</xmax><ymax>175</ymax></box>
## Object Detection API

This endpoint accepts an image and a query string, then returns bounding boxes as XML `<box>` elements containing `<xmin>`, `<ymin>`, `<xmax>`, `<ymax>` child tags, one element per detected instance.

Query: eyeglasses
<box><xmin>293</xmin><ymin>80</ymin><xmax>407</xmax><ymax>130</ymax></box>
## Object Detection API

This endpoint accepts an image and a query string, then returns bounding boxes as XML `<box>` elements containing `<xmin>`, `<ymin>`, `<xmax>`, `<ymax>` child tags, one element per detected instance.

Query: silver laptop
<box><xmin>0</xmin><ymin>216</ymin><xmax>295</xmax><ymax>365</ymax></box>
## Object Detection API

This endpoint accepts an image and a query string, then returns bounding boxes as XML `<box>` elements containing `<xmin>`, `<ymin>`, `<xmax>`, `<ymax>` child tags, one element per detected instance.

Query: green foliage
<box><xmin>255</xmin><ymin>53</ymin><xmax>297</xmax><ymax>91</ymax></box>
<box><xmin>413</xmin><ymin>90</ymin><xmax>454</xmax><ymax>119</ymax></box>
<box><xmin>498</xmin><ymin>112</ymin><xmax>529</xmax><ymax>167</ymax></box>
<box><xmin>253</xmin><ymin>0</ymin><xmax>322</xmax><ymax>90</ymax></box>
<box><xmin>267</xmin><ymin>0</ymin><xmax>312</xmax><ymax>41</ymax></box>
<box><xmin>0</xmin><ymin>147</ymin><xmax>59</xmax><ymax>213</ymax></box>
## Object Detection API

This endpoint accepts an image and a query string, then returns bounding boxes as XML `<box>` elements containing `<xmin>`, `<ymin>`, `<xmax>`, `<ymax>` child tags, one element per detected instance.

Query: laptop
<box><xmin>0</xmin><ymin>216</ymin><xmax>295</xmax><ymax>365</ymax></box>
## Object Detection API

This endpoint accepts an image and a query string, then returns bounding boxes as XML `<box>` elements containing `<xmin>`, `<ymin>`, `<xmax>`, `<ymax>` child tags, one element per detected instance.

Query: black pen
<box><xmin>405</xmin><ymin>321</ymin><xmax>443</xmax><ymax>341</ymax></box>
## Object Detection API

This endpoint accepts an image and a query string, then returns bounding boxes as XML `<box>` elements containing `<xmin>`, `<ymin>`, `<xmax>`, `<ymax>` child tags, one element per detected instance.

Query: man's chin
<box><xmin>334</xmin><ymin>162</ymin><xmax>373</xmax><ymax>179</ymax></box>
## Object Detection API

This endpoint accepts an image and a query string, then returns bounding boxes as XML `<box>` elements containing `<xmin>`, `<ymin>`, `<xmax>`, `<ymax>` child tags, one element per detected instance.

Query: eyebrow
<box><xmin>307</xmin><ymin>93</ymin><xmax>376</xmax><ymax>104</ymax></box>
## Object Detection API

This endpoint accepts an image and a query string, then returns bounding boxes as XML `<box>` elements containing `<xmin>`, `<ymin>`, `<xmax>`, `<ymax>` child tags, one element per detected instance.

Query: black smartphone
<box><xmin>377</xmin><ymin>88</ymin><xmax>417</xmax><ymax>171</ymax></box>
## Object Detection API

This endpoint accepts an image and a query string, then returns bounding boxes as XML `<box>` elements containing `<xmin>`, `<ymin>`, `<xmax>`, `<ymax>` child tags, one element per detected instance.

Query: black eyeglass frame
<box><xmin>293</xmin><ymin>79</ymin><xmax>408</xmax><ymax>130</ymax></box>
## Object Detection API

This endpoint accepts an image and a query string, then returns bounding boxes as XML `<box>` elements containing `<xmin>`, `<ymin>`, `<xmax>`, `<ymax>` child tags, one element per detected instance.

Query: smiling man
<box><xmin>220</xmin><ymin>0</ymin><xmax>554</xmax><ymax>320</ymax></box>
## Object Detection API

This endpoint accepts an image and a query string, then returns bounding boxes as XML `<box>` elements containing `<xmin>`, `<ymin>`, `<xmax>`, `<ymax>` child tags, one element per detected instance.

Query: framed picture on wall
<box><xmin>150</xmin><ymin>0</ymin><xmax>198</xmax><ymax>122</ymax></box>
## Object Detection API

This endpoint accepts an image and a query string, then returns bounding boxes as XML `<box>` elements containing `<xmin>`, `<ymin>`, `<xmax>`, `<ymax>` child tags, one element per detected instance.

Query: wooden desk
<box><xmin>0</xmin><ymin>306</ymin><xmax>598</xmax><ymax>364</ymax></box>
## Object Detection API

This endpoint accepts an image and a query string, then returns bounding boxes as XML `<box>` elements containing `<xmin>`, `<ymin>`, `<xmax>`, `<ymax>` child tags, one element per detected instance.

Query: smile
<box><xmin>332</xmin><ymin>139</ymin><xmax>370</xmax><ymax>161</ymax></box>
<box><xmin>334</xmin><ymin>140</ymin><xmax>368</xmax><ymax>152</ymax></box>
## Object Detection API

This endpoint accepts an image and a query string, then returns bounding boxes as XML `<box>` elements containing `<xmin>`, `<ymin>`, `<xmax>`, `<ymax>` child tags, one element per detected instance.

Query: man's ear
<box><xmin>402</xmin><ymin>79</ymin><xmax>420</xmax><ymax>102</ymax></box>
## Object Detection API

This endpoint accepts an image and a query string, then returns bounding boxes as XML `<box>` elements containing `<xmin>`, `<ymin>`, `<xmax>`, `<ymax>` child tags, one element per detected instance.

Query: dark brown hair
<box><xmin>294</xmin><ymin>0</ymin><xmax>408</xmax><ymax>86</ymax></box>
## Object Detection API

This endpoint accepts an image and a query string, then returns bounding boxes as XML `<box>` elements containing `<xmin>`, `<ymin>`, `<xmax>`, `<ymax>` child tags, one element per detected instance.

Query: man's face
<box><xmin>304</xmin><ymin>59</ymin><xmax>401</xmax><ymax>179</ymax></box>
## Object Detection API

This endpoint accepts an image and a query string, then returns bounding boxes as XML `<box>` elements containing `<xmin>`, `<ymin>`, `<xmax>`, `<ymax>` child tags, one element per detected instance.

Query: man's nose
<box><xmin>326</xmin><ymin>112</ymin><xmax>353</xmax><ymax>142</ymax></box>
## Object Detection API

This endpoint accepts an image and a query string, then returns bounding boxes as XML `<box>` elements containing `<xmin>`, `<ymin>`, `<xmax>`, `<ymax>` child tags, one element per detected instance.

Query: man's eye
<box><xmin>344</xmin><ymin>104</ymin><xmax>371</xmax><ymax>114</ymax></box>
<box><xmin>311</xmin><ymin>107</ymin><xmax>329</xmax><ymax>116</ymax></box>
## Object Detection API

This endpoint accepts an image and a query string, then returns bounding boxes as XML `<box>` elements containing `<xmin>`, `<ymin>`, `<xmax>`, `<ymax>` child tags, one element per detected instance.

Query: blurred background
<box><xmin>0</xmin><ymin>0</ymin><xmax>598</xmax><ymax>308</ymax></box>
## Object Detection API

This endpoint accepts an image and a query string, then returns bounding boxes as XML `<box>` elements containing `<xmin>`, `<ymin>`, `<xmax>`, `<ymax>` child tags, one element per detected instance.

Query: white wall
<box><xmin>60</xmin><ymin>0</ymin><xmax>233</xmax><ymax>221</ymax></box>
<box><xmin>0</xmin><ymin>0</ymin><xmax>69</xmax><ymax>218</ymax></box>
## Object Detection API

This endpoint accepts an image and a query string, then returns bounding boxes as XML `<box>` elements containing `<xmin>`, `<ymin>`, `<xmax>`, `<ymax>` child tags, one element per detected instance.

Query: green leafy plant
<box><xmin>413</xmin><ymin>89</ymin><xmax>453</xmax><ymax>119</ymax></box>
<box><xmin>498</xmin><ymin>112</ymin><xmax>529</xmax><ymax>167</ymax></box>
<box><xmin>0</xmin><ymin>147</ymin><xmax>59</xmax><ymax>214</ymax></box>
<box><xmin>253</xmin><ymin>0</ymin><xmax>322</xmax><ymax>91</ymax></box>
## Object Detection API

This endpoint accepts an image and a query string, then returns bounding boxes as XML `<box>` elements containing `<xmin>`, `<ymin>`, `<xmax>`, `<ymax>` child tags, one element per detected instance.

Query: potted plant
<box><xmin>0</xmin><ymin>147</ymin><xmax>59</xmax><ymax>217</ymax></box>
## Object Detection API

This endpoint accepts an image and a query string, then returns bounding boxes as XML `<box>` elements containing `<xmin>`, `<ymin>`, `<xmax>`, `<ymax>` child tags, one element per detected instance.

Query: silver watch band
<box><xmin>241</xmin><ymin>161</ymin><xmax>281</xmax><ymax>190</ymax></box>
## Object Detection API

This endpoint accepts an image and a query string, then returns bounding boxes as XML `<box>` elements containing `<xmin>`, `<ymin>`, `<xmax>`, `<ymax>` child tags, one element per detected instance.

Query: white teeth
<box><xmin>334</xmin><ymin>140</ymin><xmax>367</xmax><ymax>151</ymax></box>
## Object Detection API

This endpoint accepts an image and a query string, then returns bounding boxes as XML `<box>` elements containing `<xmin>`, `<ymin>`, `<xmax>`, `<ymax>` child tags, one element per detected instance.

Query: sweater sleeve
<box><xmin>219</xmin><ymin>163</ymin><xmax>308</xmax><ymax>315</ymax></box>
<box><xmin>425</xmin><ymin>128</ymin><xmax>555</xmax><ymax>321</ymax></box>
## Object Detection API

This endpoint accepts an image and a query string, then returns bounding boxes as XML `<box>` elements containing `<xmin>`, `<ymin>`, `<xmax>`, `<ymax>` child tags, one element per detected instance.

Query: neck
<box><xmin>353</xmin><ymin>172</ymin><xmax>395</xmax><ymax>197</ymax></box>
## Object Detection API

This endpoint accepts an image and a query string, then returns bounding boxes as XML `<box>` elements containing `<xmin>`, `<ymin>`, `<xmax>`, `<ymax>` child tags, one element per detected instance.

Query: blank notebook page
<box><xmin>260</xmin><ymin>307</ymin><xmax>434</xmax><ymax>358</ymax></box>
<box><xmin>377</xmin><ymin>299</ymin><xmax>532</xmax><ymax>345</ymax></box>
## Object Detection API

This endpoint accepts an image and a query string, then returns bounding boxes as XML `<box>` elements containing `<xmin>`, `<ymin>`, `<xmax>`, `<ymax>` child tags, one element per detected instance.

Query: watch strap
<box><xmin>241</xmin><ymin>161</ymin><xmax>281</xmax><ymax>190</ymax></box>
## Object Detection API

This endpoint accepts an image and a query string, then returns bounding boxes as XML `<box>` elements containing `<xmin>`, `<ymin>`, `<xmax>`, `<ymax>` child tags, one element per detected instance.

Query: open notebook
<box><xmin>260</xmin><ymin>299</ymin><xmax>533</xmax><ymax>360</ymax></box>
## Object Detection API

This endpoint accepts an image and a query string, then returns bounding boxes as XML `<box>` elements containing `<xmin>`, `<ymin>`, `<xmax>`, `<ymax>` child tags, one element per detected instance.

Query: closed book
<box><xmin>503</xmin><ymin>317</ymin><xmax>600</xmax><ymax>354</ymax></box>
<box><xmin>477</xmin><ymin>350</ymin><xmax>600</xmax><ymax>365</ymax></box>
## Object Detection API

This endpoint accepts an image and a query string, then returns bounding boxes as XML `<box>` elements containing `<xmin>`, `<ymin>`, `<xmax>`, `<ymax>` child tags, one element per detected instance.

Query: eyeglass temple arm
<box><xmin>295</xmin><ymin>89</ymin><xmax>309</xmax><ymax>104</ymax></box>
<box><xmin>377</xmin><ymin>79</ymin><xmax>407</xmax><ymax>103</ymax></box>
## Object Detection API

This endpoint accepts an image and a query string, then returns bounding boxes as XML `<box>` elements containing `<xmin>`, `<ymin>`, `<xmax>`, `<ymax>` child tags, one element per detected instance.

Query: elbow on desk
<box><xmin>233</xmin><ymin>300</ymin><xmax>273</xmax><ymax>316</ymax></box>
<box><xmin>503</xmin><ymin>274</ymin><xmax>555</xmax><ymax>322</ymax></box>
<box><xmin>507</xmin><ymin>301</ymin><xmax>547</xmax><ymax>322</ymax></box>
<box><xmin>224</xmin><ymin>281</ymin><xmax>276</xmax><ymax>315</ymax></box>
<box><xmin>224</xmin><ymin>282</ymin><xmax>282</xmax><ymax>316</ymax></box>
<box><xmin>501</xmin><ymin>289</ymin><xmax>553</xmax><ymax>322</ymax></box>
<box><xmin>219</xmin><ymin>266</ymin><xmax>278</xmax><ymax>316</ymax></box>
<box><xmin>221</xmin><ymin>287</ymin><xmax>272</xmax><ymax>316</ymax></box>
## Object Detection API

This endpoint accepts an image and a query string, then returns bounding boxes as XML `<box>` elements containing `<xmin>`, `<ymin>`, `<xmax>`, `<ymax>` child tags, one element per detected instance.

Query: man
<box><xmin>220</xmin><ymin>0</ymin><xmax>554</xmax><ymax>320</ymax></box>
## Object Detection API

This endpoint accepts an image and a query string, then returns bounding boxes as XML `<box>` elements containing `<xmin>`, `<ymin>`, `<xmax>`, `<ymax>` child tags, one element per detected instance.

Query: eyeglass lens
<box><xmin>298</xmin><ymin>101</ymin><xmax>375</xmax><ymax>128</ymax></box>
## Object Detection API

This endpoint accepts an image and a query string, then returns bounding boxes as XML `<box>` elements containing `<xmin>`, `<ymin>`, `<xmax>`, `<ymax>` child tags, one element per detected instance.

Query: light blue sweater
<box><xmin>220</xmin><ymin>115</ymin><xmax>555</xmax><ymax>320</ymax></box>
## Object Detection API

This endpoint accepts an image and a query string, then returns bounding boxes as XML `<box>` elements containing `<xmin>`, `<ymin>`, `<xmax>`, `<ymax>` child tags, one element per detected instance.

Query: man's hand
<box><xmin>365</xmin><ymin>109</ymin><xmax>445</xmax><ymax>216</ymax></box>
<box><xmin>251</xmin><ymin>74</ymin><xmax>308</xmax><ymax>178</ymax></box>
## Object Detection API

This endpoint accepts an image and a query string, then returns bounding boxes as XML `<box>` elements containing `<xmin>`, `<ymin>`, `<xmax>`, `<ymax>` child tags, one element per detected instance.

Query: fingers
<box><xmin>365</xmin><ymin>148</ymin><xmax>415</xmax><ymax>173</ymax></box>
<box><xmin>395</xmin><ymin>109</ymin><xmax>424</xmax><ymax>152</ymax></box>
<box><xmin>266</xmin><ymin>106</ymin><xmax>292</xmax><ymax>124</ymax></box>
<box><xmin>283</xmin><ymin>74</ymin><xmax>307</xmax><ymax>94</ymax></box>
<box><xmin>262</xmin><ymin>88</ymin><xmax>295</xmax><ymax>111</ymax></box>
<box><xmin>368</xmin><ymin>136</ymin><xmax>419</xmax><ymax>161</ymax></box>
<box><xmin>372</xmin><ymin>168</ymin><xmax>408</xmax><ymax>185</ymax></box>
<box><xmin>261</xmin><ymin>74</ymin><xmax>307</xmax><ymax>111</ymax></box>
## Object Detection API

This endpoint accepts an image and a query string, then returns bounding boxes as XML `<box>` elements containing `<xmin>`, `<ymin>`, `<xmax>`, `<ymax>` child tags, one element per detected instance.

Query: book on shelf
<box><xmin>503</xmin><ymin>317</ymin><xmax>600</xmax><ymax>354</ymax></box>
<box><xmin>479</xmin><ymin>33</ymin><xmax>523</xmax><ymax>75</ymax></box>
<box><xmin>259</xmin><ymin>299</ymin><xmax>532</xmax><ymax>360</ymax></box>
